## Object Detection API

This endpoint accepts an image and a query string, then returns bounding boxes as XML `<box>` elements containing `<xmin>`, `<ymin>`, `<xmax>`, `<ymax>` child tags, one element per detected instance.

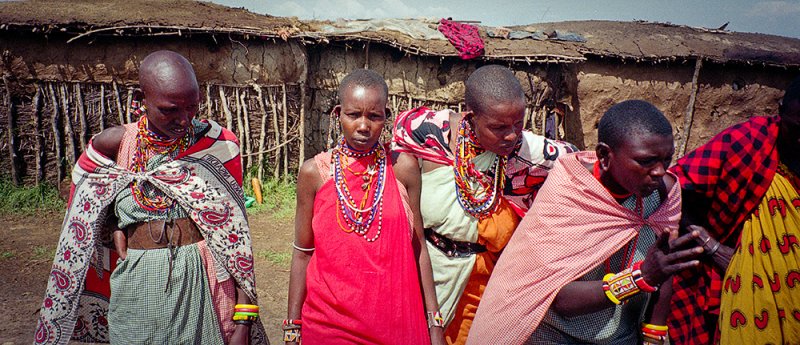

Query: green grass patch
<box><xmin>244</xmin><ymin>176</ymin><xmax>296</xmax><ymax>220</ymax></box>
<box><xmin>0</xmin><ymin>251</ymin><xmax>15</xmax><ymax>260</ymax></box>
<box><xmin>32</xmin><ymin>245</ymin><xmax>56</xmax><ymax>261</ymax></box>
<box><xmin>0</xmin><ymin>178</ymin><xmax>65</xmax><ymax>215</ymax></box>
<box><xmin>256</xmin><ymin>249</ymin><xmax>291</xmax><ymax>267</ymax></box>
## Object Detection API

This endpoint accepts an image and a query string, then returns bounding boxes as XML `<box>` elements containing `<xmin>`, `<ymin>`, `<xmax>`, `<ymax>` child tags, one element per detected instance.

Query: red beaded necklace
<box><xmin>130</xmin><ymin>113</ymin><xmax>192</xmax><ymax>211</ymax></box>
<box><xmin>453</xmin><ymin>118</ymin><xmax>506</xmax><ymax>219</ymax></box>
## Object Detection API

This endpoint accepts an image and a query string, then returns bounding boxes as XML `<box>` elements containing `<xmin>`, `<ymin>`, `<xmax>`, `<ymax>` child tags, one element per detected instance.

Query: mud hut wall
<box><xmin>303</xmin><ymin>42</ymin><xmax>562</xmax><ymax>156</ymax></box>
<box><xmin>0</xmin><ymin>32</ymin><xmax>307</xmax><ymax>85</ymax></box>
<box><xmin>571</xmin><ymin>59</ymin><xmax>797</xmax><ymax>153</ymax></box>
<box><xmin>0</xmin><ymin>32</ymin><xmax>309</xmax><ymax>185</ymax></box>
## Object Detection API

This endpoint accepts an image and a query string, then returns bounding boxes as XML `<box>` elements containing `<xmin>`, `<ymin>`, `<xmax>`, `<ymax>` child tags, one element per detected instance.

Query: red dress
<box><xmin>301</xmin><ymin>151</ymin><xmax>430</xmax><ymax>344</ymax></box>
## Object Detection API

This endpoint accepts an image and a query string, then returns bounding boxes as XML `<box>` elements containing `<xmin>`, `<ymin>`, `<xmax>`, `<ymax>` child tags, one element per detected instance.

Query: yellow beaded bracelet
<box><xmin>602</xmin><ymin>273</ymin><xmax>623</xmax><ymax>305</ymax></box>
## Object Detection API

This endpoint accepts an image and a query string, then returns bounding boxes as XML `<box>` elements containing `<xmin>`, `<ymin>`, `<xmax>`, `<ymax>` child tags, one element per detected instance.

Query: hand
<box><xmin>684</xmin><ymin>225</ymin><xmax>721</xmax><ymax>255</ymax></box>
<box><xmin>640</xmin><ymin>230</ymin><xmax>703</xmax><ymax>286</ymax></box>
<box><xmin>685</xmin><ymin>225</ymin><xmax>734</xmax><ymax>270</ymax></box>
<box><xmin>429</xmin><ymin>326</ymin><xmax>446</xmax><ymax>345</ymax></box>
<box><xmin>229</xmin><ymin>324</ymin><xmax>251</xmax><ymax>345</ymax></box>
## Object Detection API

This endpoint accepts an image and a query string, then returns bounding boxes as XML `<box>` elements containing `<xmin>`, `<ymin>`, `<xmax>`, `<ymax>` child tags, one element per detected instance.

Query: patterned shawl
<box><xmin>668</xmin><ymin>115</ymin><xmax>780</xmax><ymax>345</ymax></box>
<box><xmin>33</xmin><ymin>120</ymin><xmax>267</xmax><ymax>345</ymax></box>
<box><xmin>392</xmin><ymin>106</ymin><xmax>577</xmax><ymax>212</ymax></box>
<box><xmin>466</xmin><ymin>151</ymin><xmax>682</xmax><ymax>345</ymax></box>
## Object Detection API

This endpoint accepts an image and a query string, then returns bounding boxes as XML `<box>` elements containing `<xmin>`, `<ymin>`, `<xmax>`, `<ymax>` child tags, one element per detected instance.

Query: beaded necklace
<box><xmin>332</xmin><ymin>137</ymin><xmax>387</xmax><ymax>242</ymax></box>
<box><xmin>453</xmin><ymin>118</ymin><xmax>506</xmax><ymax>219</ymax></box>
<box><xmin>130</xmin><ymin>114</ymin><xmax>193</xmax><ymax>212</ymax></box>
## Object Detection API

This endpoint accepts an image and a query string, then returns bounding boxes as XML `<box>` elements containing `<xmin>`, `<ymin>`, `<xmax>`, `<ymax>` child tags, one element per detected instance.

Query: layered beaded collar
<box><xmin>331</xmin><ymin>137</ymin><xmax>387</xmax><ymax>242</ymax></box>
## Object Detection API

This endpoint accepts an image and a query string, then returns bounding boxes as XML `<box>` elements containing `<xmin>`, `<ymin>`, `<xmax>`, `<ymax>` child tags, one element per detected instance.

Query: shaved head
<box><xmin>139</xmin><ymin>50</ymin><xmax>198</xmax><ymax>96</ymax></box>
<box><xmin>338</xmin><ymin>69</ymin><xmax>388</xmax><ymax>101</ymax></box>
<box><xmin>464</xmin><ymin>65</ymin><xmax>525</xmax><ymax>116</ymax></box>
<box><xmin>598</xmin><ymin>100</ymin><xmax>673</xmax><ymax>149</ymax></box>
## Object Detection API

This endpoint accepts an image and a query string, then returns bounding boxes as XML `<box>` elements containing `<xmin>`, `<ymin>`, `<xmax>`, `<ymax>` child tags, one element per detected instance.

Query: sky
<box><xmin>209</xmin><ymin>0</ymin><xmax>800</xmax><ymax>38</ymax></box>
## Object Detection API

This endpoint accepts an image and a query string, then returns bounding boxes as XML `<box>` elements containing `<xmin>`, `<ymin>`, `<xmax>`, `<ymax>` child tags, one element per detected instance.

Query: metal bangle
<box><xmin>292</xmin><ymin>242</ymin><xmax>315</xmax><ymax>252</ymax></box>
<box><xmin>706</xmin><ymin>241</ymin><xmax>722</xmax><ymax>257</ymax></box>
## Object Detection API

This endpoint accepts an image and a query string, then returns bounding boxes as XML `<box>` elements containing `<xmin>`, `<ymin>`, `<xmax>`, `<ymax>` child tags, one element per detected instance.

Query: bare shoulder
<box><xmin>92</xmin><ymin>125</ymin><xmax>126</xmax><ymax>160</ymax></box>
<box><xmin>663</xmin><ymin>173</ymin><xmax>677</xmax><ymax>192</ymax></box>
<box><xmin>391</xmin><ymin>151</ymin><xmax>420</xmax><ymax>188</ymax></box>
<box><xmin>660</xmin><ymin>173</ymin><xmax>678</xmax><ymax>203</ymax></box>
<box><xmin>297</xmin><ymin>158</ymin><xmax>323</xmax><ymax>195</ymax></box>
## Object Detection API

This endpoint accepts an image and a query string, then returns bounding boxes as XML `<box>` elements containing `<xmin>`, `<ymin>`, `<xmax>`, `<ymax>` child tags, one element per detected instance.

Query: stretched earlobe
<box><xmin>595</xmin><ymin>142</ymin><xmax>612</xmax><ymax>170</ymax></box>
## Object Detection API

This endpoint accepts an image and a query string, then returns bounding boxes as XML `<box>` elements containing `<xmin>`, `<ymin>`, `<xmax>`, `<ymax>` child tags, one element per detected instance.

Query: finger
<box><xmin>664</xmin><ymin>260</ymin><xmax>701</xmax><ymax>274</ymax></box>
<box><xmin>656</xmin><ymin>231</ymin><xmax>670</xmax><ymax>251</ymax></box>
<box><xmin>670</xmin><ymin>230</ymin><xmax>701</xmax><ymax>249</ymax></box>
<box><xmin>669</xmin><ymin>228</ymin><xmax>679</xmax><ymax>241</ymax></box>
<box><xmin>686</xmin><ymin>224</ymin><xmax>710</xmax><ymax>237</ymax></box>
<box><xmin>665</xmin><ymin>246</ymin><xmax>705</xmax><ymax>263</ymax></box>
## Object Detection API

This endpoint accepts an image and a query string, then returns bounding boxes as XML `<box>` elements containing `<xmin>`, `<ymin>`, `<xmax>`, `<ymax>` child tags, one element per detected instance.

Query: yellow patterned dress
<box><xmin>719</xmin><ymin>164</ymin><xmax>800</xmax><ymax>344</ymax></box>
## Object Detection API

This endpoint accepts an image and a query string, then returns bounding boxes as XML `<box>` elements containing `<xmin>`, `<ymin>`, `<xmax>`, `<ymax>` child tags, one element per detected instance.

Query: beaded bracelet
<box><xmin>283</xmin><ymin>329</ymin><xmax>301</xmax><ymax>342</ymax></box>
<box><xmin>631</xmin><ymin>261</ymin><xmax>658</xmax><ymax>293</ymax></box>
<box><xmin>641</xmin><ymin>323</ymin><xmax>668</xmax><ymax>345</ymax></box>
<box><xmin>232</xmin><ymin>314</ymin><xmax>259</xmax><ymax>322</ymax></box>
<box><xmin>426</xmin><ymin>311</ymin><xmax>444</xmax><ymax>328</ymax></box>
<box><xmin>283</xmin><ymin>319</ymin><xmax>302</xmax><ymax>342</ymax></box>
<box><xmin>602</xmin><ymin>266</ymin><xmax>640</xmax><ymax>305</ymax></box>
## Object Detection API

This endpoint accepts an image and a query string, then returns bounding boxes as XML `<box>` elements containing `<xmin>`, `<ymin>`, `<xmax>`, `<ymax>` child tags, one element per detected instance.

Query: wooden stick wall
<box><xmin>0</xmin><ymin>81</ymin><xmax>303</xmax><ymax>186</ymax></box>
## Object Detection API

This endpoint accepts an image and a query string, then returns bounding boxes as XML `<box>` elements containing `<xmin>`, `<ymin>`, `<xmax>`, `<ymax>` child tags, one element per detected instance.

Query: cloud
<box><xmin>748</xmin><ymin>1</ymin><xmax>800</xmax><ymax>17</ymax></box>
<box><xmin>267</xmin><ymin>0</ymin><xmax>452</xmax><ymax>21</ymax></box>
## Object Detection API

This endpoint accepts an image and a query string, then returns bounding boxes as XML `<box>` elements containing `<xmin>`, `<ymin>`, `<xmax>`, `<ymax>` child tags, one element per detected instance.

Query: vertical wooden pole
<box><xmin>240</xmin><ymin>90</ymin><xmax>253</xmax><ymax>174</ymax></box>
<box><xmin>678</xmin><ymin>58</ymin><xmax>703</xmax><ymax>157</ymax></box>
<box><xmin>75</xmin><ymin>83</ymin><xmax>88</xmax><ymax>150</ymax></box>
<box><xmin>298</xmin><ymin>82</ymin><xmax>306</xmax><ymax>171</ymax></box>
<box><xmin>48</xmin><ymin>83</ymin><xmax>65</xmax><ymax>183</ymax></box>
<box><xmin>253</xmin><ymin>85</ymin><xmax>268</xmax><ymax>181</ymax></box>
<box><xmin>59</xmin><ymin>84</ymin><xmax>77</xmax><ymax>168</ymax></box>
<box><xmin>205</xmin><ymin>84</ymin><xmax>213</xmax><ymax>119</ymax></box>
<box><xmin>112</xmin><ymin>81</ymin><xmax>125</xmax><ymax>125</ymax></box>
<box><xmin>99</xmin><ymin>84</ymin><xmax>106</xmax><ymax>131</ymax></box>
<box><xmin>33</xmin><ymin>84</ymin><xmax>45</xmax><ymax>184</ymax></box>
<box><xmin>281</xmin><ymin>83</ymin><xmax>289</xmax><ymax>180</ymax></box>
<box><xmin>270</xmin><ymin>89</ymin><xmax>281</xmax><ymax>180</ymax></box>
<box><xmin>234</xmin><ymin>88</ymin><xmax>246</xmax><ymax>171</ymax></box>
<box><xmin>219</xmin><ymin>87</ymin><xmax>234</xmax><ymax>130</ymax></box>
<box><xmin>125</xmin><ymin>88</ymin><xmax>133</xmax><ymax>123</ymax></box>
<box><xmin>3</xmin><ymin>77</ymin><xmax>21</xmax><ymax>185</ymax></box>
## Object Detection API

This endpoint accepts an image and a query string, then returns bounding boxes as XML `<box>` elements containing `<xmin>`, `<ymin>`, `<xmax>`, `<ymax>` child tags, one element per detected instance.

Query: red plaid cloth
<box><xmin>438</xmin><ymin>19</ymin><xmax>485</xmax><ymax>60</ymax></box>
<box><xmin>668</xmin><ymin>115</ymin><xmax>780</xmax><ymax>345</ymax></box>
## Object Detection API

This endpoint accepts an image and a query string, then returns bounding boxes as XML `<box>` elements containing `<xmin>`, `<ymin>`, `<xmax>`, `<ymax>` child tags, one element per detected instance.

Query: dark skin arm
<box><xmin>393</xmin><ymin>152</ymin><xmax>445</xmax><ymax>345</ymax></box>
<box><xmin>285</xmin><ymin>159</ymin><xmax>320</xmax><ymax>344</ymax></box>
<box><xmin>680</xmin><ymin>190</ymin><xmax>735</xmax><ymax>271</ymax></box>
<box><xmin>551</xmin><ymin>174</ymin><xmax>704</xmax><ymax>317</ymax></box>
<box><xmin>93</xmin><ymin>126</ymin><xmax>128</xmax><ymax>258</ymax></box>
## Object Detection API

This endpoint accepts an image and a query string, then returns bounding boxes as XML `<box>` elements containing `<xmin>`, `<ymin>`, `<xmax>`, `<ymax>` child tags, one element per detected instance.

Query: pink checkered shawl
<box><xmin>467</xmin><ymin>151</ymin><xmax>681</xmax><ymax>345</ymax></box>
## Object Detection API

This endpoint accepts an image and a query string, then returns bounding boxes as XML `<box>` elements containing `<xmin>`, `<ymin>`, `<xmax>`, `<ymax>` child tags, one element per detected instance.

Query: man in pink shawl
<box><xmin>468</xmin><ymin>100</ymin><xmax>704</xmax><ymax>345</ymax></box>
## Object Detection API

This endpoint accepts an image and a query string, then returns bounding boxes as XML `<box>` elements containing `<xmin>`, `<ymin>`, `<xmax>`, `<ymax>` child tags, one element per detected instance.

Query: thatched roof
<box><xmin>1</xmin><ymin>0</ymin><xmax>799</xmax><ymax>67</ymax></box>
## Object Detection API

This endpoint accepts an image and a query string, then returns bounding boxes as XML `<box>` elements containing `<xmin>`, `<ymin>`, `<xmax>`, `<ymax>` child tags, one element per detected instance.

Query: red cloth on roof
<box><xmin>438</xmin><ymin>18</ymin><xmax>485</xmax><ymax>60</ymax></box>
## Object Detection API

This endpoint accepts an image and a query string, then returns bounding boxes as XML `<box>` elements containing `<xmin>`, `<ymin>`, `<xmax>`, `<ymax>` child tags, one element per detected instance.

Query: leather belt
<box><xmin>127</xmin><ymin>218</ymin><xmax>202</xmax><ymax>250</ymax></box>
<box><xmin>425</xmin><ymin>228</ymin><xmax>487</xmax><ymax>258</ymax></box>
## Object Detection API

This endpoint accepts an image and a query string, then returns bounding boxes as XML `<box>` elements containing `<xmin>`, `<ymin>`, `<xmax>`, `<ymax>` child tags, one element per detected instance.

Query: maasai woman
<box><xmin>669</xmin><ymin>76</ymin><xmax>800</xmax><ymax>345</ymax></box>
<box><xmin>391</xmin><ymin>65</ymin><xmax>577</xmax><ymax>345</ymax></box>
<box><xmin>285</xmin><ymin>69</ymin><xmax>442</xmax><ymax>344</ymax></box>
<box><xmin>34</xmin><ymin>50</ymin><xmax>267</xmax><ymax>345</ymax></box>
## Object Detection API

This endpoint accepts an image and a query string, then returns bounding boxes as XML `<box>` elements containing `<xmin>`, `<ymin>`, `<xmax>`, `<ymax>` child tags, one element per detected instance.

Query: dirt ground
<box><xmin>0</xmin><ymin>210</ymin><xmax>293</xmax><ymax>344</ymax></box>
